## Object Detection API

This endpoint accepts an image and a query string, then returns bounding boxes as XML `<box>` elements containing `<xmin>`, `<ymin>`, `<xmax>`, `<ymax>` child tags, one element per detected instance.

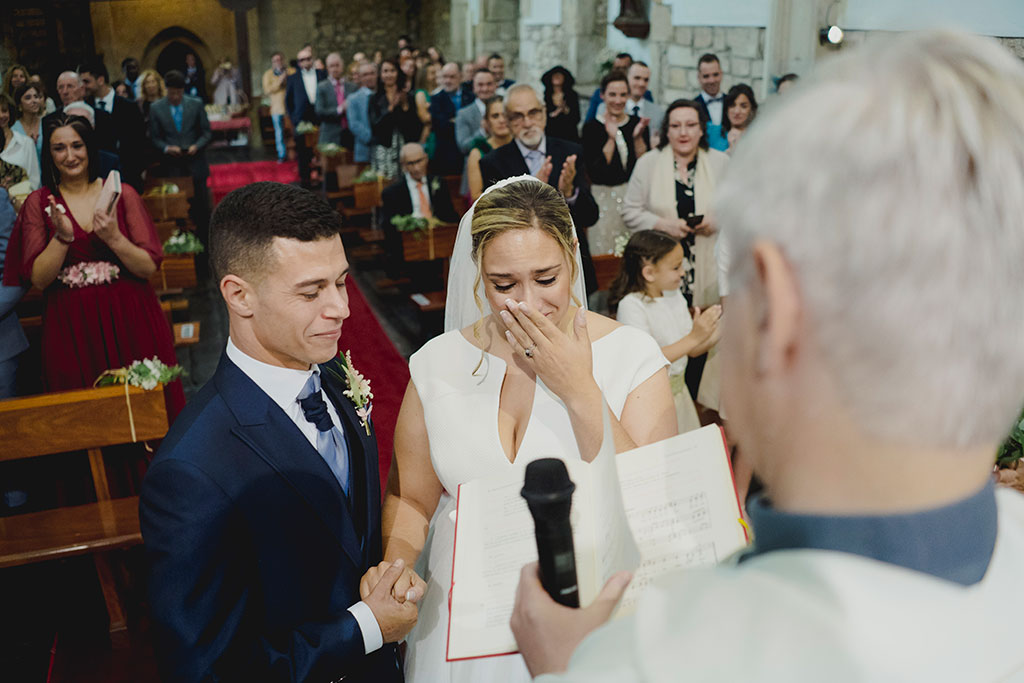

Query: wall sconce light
<box><xmin>819</xmin><ymin>2</ymin><xmax>844</xmax><ymax>47</ymax></box>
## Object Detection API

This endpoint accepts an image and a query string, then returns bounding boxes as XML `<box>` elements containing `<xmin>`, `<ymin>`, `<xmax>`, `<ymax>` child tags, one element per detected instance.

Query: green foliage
<box><xmin>163</xmin><ymin>229</ymin><xmax>205</xmax><ymax>254</ymax></box>
<box><xmin>997</xmin><ymin>405</ymin><xmax>1024</xmax><ymax>467</ymax></box>
<box><xmin>356</xmin><ymin>168</ymin><xmax>381</xmax><ymax>183</ymax></box>
<box><xmin>95</xmin><ymin>357</ymin><xmax>185</xmax><ymax>391</ymax></box>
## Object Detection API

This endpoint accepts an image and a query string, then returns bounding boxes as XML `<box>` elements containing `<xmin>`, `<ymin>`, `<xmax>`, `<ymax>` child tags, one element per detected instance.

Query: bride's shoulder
<box><xmin>585</xmin><ymin>310</ymin><xmax>623</xmax><ymax>343</ymax></box>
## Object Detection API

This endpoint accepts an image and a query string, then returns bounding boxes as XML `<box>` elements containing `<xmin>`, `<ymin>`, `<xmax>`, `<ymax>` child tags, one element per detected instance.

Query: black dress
<box><xmin>546</xmin><ymin>91</ymin><xmax>581</xmax><ymax>144</ymax></box>
<box><xmin>580</xmin><ymin>115</ymin><xmax>648</xmax><ymax>185</ymax></box>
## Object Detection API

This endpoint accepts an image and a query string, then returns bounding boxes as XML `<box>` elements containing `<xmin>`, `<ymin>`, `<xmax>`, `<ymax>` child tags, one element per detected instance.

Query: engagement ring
<box><xmin>524</xmin><ymin>345</ymin><xmax>536</xmax><ymax>358</ymax></box>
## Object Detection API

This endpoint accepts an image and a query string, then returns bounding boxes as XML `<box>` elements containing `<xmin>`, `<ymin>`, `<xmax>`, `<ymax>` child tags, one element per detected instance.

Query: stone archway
<box><xmin>141</xmin><ymin>25</ymin><xmax>214</xmax><ymax>77</ymax></box>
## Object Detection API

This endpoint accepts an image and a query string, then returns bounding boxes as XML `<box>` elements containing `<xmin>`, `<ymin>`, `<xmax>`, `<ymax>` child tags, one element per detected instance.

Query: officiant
<box><xmin>510</xmin><ymin>30</ymin><xmax>1024</xmax><ymax>681</ymax></box>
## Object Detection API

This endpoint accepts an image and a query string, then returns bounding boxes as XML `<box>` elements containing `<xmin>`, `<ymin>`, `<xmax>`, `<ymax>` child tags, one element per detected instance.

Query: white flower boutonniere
<box><xmin>430</xmin><ymin>177</ymin><xmax>441</xmax><ymax>195</ymax></box>
<box><xmin>327</xmin><ymin>350</ymin><xmax>374</xmax><ymax>435</ymax></box>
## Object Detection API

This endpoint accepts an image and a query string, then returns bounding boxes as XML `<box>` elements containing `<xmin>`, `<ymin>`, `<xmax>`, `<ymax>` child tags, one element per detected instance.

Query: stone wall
<box><xmin>658</xmin><ymin>25</ymin><xmax>766</xmax><ymax>103</ymax></box>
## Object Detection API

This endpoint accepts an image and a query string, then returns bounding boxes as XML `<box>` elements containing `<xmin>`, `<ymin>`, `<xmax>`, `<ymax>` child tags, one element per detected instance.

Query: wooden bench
<box><xmin>592</xmin><ymin>254</ymin><xmax>623</xmax><ymax>292</ymax></box>
<box><xmin>401</xmin><ymin>223</ymin><xmax>459</xmax><ymax>313</ymax></box>
<box><xmin>144</xmin><ymin>175</ymin><xmax>195</xmax><ymax>200</ymax></box>
<box><xmin>143</xmin><ymin>191</ymin><xmax>190</xmax><ymax>222</ymax></box>
<box><xmin>150</xmin><ymin>255</ymin><xmax>198</xmax><ymax>293</ymax></box>
<box><xmin>339</xmin><ymin>179</ymin><xmax>385</xmax><ymax>223</ymax></box>
<box><xmin>0</xmin><ymin>385</ymin><xmax>169</xmax><ymax>635</ymax></box>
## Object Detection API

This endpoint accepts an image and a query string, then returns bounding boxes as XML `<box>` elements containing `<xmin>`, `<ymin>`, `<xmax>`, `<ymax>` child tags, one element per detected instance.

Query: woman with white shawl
<box><xmin>381</xmin><ymin>176</ymin><xmax>676</xmax><ymax>683</ymax></box>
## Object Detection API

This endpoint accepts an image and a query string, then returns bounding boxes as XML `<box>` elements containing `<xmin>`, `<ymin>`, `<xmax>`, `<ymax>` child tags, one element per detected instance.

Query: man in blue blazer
<box><xmin>286</xmin><ymin>45</ymin><xmax>327</xmax><ymax>187</ymax></box>
<box><xmin>141</xmin><ymin>182</ymin><xmax>424</xmax><ymax>682</ymax></box>
<box><xmin>348</xmin><ymin>62</ymin><xmax>378</xmax><ymax>164</ymax></box>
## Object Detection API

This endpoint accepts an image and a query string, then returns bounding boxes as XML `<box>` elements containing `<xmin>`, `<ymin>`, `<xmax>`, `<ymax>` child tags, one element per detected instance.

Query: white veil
<box><xmin>443</xmin><ymin>175</ymin><xmax>588</xmax><ymax>332</ymax></box>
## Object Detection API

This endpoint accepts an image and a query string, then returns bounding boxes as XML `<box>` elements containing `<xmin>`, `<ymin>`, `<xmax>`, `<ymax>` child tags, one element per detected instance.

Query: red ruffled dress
<box><xmin>3</xmin><ymin>184</ymin><xmax>185</xmax><ymax>420</ymax></box>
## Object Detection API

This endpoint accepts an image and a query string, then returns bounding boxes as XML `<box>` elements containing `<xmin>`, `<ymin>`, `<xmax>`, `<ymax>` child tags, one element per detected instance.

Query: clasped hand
<box><xmin>359</xmin><ymin>558</ymin><xmax>426</xmax><ymax>643</ymax></box>
<box><xmin>499</xmin><ymin>300</ymin><xmax>595</xmax><ymax>406</ymax></box>
<box><xmin>533</xmin><ymin>155</ymin><xmax>578</xmax><ymax>199</ymax></box>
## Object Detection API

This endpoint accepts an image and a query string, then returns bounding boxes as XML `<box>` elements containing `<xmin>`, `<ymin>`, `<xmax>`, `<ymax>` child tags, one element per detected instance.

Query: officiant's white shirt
<box><xmin>226</xmin><ymin>337</ymin><xmax>383</xmax><ymax>655</ymax></box>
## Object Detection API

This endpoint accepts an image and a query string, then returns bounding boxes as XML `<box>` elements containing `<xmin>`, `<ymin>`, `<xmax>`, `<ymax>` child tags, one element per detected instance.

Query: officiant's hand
<box><xmin>511</xmin><ymin>563</ymin><xmax>632</xmax><ymax>677</ymax></box>
<box><xmin>502</xmin><ymin>301</ymin><xmax>595</xmax><ymax>407</ymax></box>
<box><xmin>362</xmin><ymin>558</ymin><xmax>420</xmax><ymax>643</ymax></box>
<box><xmin>360</xmin><ymin>558</ymin><xmax>425</xmax><ymax>604</ymax></box>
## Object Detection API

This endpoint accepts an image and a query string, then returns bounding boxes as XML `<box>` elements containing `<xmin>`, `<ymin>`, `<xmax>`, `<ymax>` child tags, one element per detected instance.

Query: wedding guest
<box><xmin>0</xmin><ymin>187</ymin><xmax>27</xmax><ymax>398</ymax></box>
<box><xmin>384</xmin><ymin>176</ymin><xmax>675</xmax><ymax>682</ymax></box>
<box><xmin>596</xmin><ymin>62</ymin><xmax>663</xmax><ymax>146</ymax></box>
<box><xmin>121</xmin><ymin>57</ymin><xmax>142</xmax><ymax>101</ymax></box>
<box><xmin>455</xmin><ymin>69</ymin><xmax>496</xmax><ymax>154</ymax></box>
<box><xmin>722</xmin><ymin>83</ymin><xmax>757</xmax><ymax>152</ymax></box>
<box><xmin>12</xmin><ymin>83</ymin><xmax>44</xmax><ymax>162</ymax></box>
<box><xmin>466</xmin><ymin>96</ymin><xmax>512</xmax><ymax>201</ymax></box>
<box><xmin>693</xmin><ymin>53</ymin><xmax>729</xmax><ymax>151</ymax></box>
<box><xmin>137</xmin><ymin>69</ymin><xmax>166</xmax><ymax>125</ymax></box>
<box><xmin>28</xmin><ymin>76</ymin><xmax>57</xmax><ymax>115</ymax></box>
<box><xmin>3</xmin><ymin>112</ymin><xmax>183</xmax><ymax>416</ymax></box>
<box><xmin>0</xmin><ymin>93</ymin><xmax>40</xmax><ymax>192</ymax></box>
<box><xmin>315</xmin><ymin>52</ymin><xmax>357</xmax><ymax>149</ymax></box>
<box><xmin>348</xmin><ymin>61</ymin><xmax>378</xmax><ymax>164</ymax></box>
<box><xmin>488</xmin><ymin>53</ymin><xmax>514</xmax><ymax>95</ymax></box>
<box><xmin>512</xmin><ymin>31</ymin><xmax>1024</xmax><ymax>682</ymax></box>
<box><xmin>79</xmin><ymin>60</ymin><xmax>147</xmax><ymax>190</ymax></box>
<box><xmin>426</xmin><ymin>46</ymin><xmax>445</xmax><ymax>67</ymax></box>
<box><xmin>581</xmin><ymin>71</ymin><xmax>649</xmax><ymax>255</ymax></box>
<box><xmin>459</xmin><ymin>61</ymin><xmax>476</xmax><ymax>107</ymax></box>
<box><xmin>584</xmin><ymin>53</ymin><xmax>634</xmax><ymax>123</ymax></box>
<box><xmin>285</xmin><ymin>44</ymin><xmax>326</xmax><ymax>188</ymax></box>
<box><xmin>262</xmin><ymin>52</ymin><xmax>291</xmax><ymax>162</ymax></box>
<box><xmin>113</xmin><ymin>80</ymin><xmax>130</xmax><ymax>99</ymax></box>
<box><xmin>2</xmin><ymin>64</ymin><xmax>29</xmax><ymax>101</ymax></box>
<box><xmin>777</xmin><ymin>72</ymin><xmax>799</xmax><ymax>94</ymax></box>
<box><xmin>183</xmin><ymin>52</ymin><xmax>207</xmax><ymax>102</ymax></box>
<box><xmin>369</xmin><ymin>59</ymin><xmax>421</xmax><ymax>181</ymax></box>
<box><xmin>211</xmin><ymin>58</ymin><xmax>243</xmax><ymax>108</ymax></box>
<box><xmin>428</xmin><ymin>62</ymin><xmax>465</xmax><ymax>176</ymax></box>
<box><xmin>541</xmin><ymin>65</ymin><xmax>580</xmax><ymax>144</ymax></box>
<box><xmin>412</xmin><ymin>62</ymin><xmax>436</xmax><ymax>145</ymax></box>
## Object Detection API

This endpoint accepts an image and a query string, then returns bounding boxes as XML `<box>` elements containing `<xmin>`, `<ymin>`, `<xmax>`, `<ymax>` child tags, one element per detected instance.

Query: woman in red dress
<box><xmin>3</xmin><ymin>112</ymin><xmax>184</xmax><ymax>418</ymax></box>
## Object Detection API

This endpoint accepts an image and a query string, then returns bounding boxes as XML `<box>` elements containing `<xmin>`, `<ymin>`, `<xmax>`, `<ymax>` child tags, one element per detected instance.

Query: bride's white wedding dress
<box><xmin>402</xmin><ymin>326</ymin><xmax>667</xmax><ymax>683</ymax></box>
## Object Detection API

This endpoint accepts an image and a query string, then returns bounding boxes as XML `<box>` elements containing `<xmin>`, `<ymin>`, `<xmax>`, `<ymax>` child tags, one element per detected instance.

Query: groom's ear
<box><xmin>220</xmin><ymin>274</ymin><xmax>256</xmax><ymax>319</ymax></box>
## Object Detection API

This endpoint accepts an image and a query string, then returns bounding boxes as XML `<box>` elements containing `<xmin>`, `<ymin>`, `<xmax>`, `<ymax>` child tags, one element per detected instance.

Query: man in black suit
<box><xmin>379</xmin><ymin>142</ymin><xmax>458</xmax><ymax>284</ymax></box>
<box><xmin>427</xmin><ymin>62</ymin><xmax>464</xmax><ymax>176</ymax></box>
<box><xmin>148</xmin><ymin>70</ymin><xmax>213</xmax><ymax>241</ymax></box>
<box><xmin>480</xmin><ymin>84</ymin><xmax>598</xmax><ymax>294</ymax></box>
<box><xmin>286</xmin><ymin>44</ymin><xmax>327</xmax><ymax>188</ymax></box>
<box><xmin>79</xmin><ymin>60</ymin><xmax>146</xmax><ymax>190</ymax></box>
<box><xmin>141</xmin><ymin>182</ymin><xmax>423</xmax><ymax>682</ymax></box>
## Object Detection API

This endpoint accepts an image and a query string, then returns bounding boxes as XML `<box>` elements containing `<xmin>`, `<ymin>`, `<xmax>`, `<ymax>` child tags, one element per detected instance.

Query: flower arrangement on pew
<box><xmin>996</xmin><ymin>406</ymin><xmax>1024</xmax><ymax>491</ymax></box>
<box><xmin>163</xmin><ymin>229</ymin><xmax>205</xmax><ymax>254</ymax></box>
<box><xmin>295</xmin><ymin>121</ymin><xmax>317</xmax><ymax>135</ymax></box>
<box><xmin>391</xmin><ymin>213</ymin><xmax>441</xmax><ymax>239</ymax></box>
<box><xmin>144</xmin><ymin>182</ymin><xmax>181</xmax><ymax>196</ymax></box>
<box><xmin>95</xmin><ymin>357</ymin><xmax>184</xmax><ymax>391</ymax></box>
<box><xmin>355</xmin><ymin>167</ymin><xmax>381</xmax><ymax>183</ymax></box>
<box><xmin>317</xmin><ymin>142</ymin><xmax>349</xmax><ymax>157</ymax></box>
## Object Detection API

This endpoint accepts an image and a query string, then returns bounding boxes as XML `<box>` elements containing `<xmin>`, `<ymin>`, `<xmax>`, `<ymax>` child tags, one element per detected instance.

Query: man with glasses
<box><xmin>286</xmin><ymin>44</ymin><xmax>326</xmax><ymax>188</ymax></box>
<box><xmin>379</xmin><ymin>143</ymin><xmax>458</xmax><ymax>284</ymax></box>
<box><xmin>480</xmin><ymin>84</ymin><xmax>599</xmax><ymax>295</ymax></box>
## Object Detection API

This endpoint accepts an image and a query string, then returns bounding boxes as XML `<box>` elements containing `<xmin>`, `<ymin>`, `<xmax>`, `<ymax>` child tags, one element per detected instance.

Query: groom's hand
<box><xmin>360</xmin><ymin>559</ymin><xmax>425</xmax><ymax>604</ymax></box>
<box><xmin>363</xmin><ymin>558</ymin><xmax>419</xmax><ymax>643</ymax></box>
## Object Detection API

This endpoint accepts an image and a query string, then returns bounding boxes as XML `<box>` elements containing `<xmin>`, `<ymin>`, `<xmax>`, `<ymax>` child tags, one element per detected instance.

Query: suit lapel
<box><xmin>215</xmin><ymin>356</ymin><xmax>365</xmax><ymax>569</ymax></box>
<box><xmin>503</xmin><ymin>142</ymin><xmax>531</xmax><ymax>176</ymax></box>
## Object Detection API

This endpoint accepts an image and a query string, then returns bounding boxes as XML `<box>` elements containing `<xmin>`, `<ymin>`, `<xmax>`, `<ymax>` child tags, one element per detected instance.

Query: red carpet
<box><xmin>208</xmin><ymin>160</ymin><xmax>299</xmax><ymax>205</ymax></box>
<box><xmin>338</xmin><ymin>277</ymin><xmax>410</xmax><ymax>493</ymax></box>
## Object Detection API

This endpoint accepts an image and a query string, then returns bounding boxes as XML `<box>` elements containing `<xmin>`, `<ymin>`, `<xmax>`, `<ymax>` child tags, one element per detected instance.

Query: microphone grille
<box><xmin>522</xmin><ymin>458</ymin><xmax>574</xmax><ymax>496</ymax></box>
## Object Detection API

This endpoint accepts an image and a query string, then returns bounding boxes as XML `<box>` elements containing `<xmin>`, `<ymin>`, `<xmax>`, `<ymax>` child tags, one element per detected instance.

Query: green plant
<box><xmin>390</xmin><ymin>214</ymin><xmax>440</xmax><ymax>237</ymax></box>
<box><xmin>356</xmin><ymin>168</ymin><xmax>380</xmax><ymax>183</ymax></box>
<box><xmin>997</xmin><ymin>405</ymin><xmax>1024</xmax><ymax>467</ymax></box>
<box><xmin>163</xmin><ymin>229</ymin><xmax>205</xmax><ymax>254</ymax></box>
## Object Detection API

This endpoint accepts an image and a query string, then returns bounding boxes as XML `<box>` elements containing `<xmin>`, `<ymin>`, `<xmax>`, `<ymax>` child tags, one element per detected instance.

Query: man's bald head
<box><xmin>400</xmin><ymin>142</ymin><xmax>428</xmax><ymax>181</ymax></box>
<box><xmin>57</xmin><ymin>71</ymin><xmax>82</xmax><ymax>106</ymax></box>
<box><xmin>440</xmin><ymin>62</ymin><xmax>460</xmax><ymax>92</ymax></box>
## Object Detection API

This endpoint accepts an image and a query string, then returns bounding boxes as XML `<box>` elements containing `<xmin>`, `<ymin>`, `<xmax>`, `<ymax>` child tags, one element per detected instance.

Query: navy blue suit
<box><xmin>140</xmin><ymin>354</ymin><xmax>401</xmax><ymax>683</ymax></box>
<box><xmin>428</xmin><ymin>89</ymin><xmax>463</xmax><ymax>176</ymax></box>
<box><xmin>285</xmin><ymin>69</ymin><xmax>327</xmax><ymax>186</ymax></box>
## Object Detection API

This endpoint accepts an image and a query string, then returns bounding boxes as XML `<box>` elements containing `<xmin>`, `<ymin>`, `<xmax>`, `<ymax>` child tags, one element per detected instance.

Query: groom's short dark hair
<box><xmin>210</xmin><ymin>181</ymin><xmax>342</xmax><ymax>282</ymax></box>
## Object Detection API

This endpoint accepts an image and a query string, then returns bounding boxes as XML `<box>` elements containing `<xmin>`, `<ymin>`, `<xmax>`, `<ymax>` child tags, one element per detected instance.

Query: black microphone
<box><xmin>521</xmin><ymin>458</ymin><xmax>580</xmax><ymax>608</ymax></box>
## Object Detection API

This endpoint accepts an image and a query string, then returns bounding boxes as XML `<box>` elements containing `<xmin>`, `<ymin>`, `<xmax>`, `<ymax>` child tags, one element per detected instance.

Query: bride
<box><xmin>382</xmin><ymin>175</ymin><xmax>676</xmax><ymax>682</ymax></box>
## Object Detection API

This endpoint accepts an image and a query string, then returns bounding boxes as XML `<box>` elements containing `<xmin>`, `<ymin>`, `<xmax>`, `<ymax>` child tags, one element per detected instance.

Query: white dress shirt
<box><xmin>405</xmin><ymin>173</ymin><xmax>431</xmax><ymax>218</ymax></box>
<box><xmin>95</xmin><ymin>88</ymin><xmax>115</xmax><ymax>113</ymax></box>
<box><xmin>700</xmin><ymin>91</ymin><xmax>724</xmax><ymax>126</ymax></box>
<box><xmin>225</xmin><ymin>338</ymin><xmax>383</xmax><ymax>655</ymax></box>
<box><xmin>301</xmin><ymin>68</ymin><xmax>318</xmax><ymax>104</ymax></box>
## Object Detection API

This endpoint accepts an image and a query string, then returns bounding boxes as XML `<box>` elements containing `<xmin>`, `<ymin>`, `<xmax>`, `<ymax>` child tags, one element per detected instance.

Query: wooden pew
<box><xmin>150</xmin><ymin>255</ymin><xmax>198</xmax><ymax>293</ymax></box>
<box><xmin>592</xmin><ymin>254</ymin><xmax>623</xmax><ymax>292</ymax></box>
<box><xmin>143</xmin><ymin>175</ymin><xmax>195</xmax><ymax>200</ymax></box>
<box><xmin>0</xmin><ymin>385</ymin><xmax>169</xmax><ymax>635</ymax></box>
<box><xmin>401</xmin><ymin>223</ymin><xmax>459</xmax><ymax>313</ymax></box>
<box><xmin>339</xmin><ymin>179</ymin><xmax>384</xmax><ymax>223</ymax></box>
<box><xmin>142</xmin><ymin>192</ymin><xmax>190</xmax><ymax>222</ymax></box>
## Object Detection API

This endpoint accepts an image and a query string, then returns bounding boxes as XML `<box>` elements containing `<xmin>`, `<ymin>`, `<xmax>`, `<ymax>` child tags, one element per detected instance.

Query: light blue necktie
<box><xmin>525</xmin><ymin>149</ymin><xmax>543</xmax><ymax>176</ymax></box>
<box><xmin>297</xmin><ymin>372</ymin><xmax>351</xmax><ymax>495</ymax></box>
<box><xmin>171</xmin><ymin>104</ymin><xmax>183</xmax><ymax>132</ymax></box>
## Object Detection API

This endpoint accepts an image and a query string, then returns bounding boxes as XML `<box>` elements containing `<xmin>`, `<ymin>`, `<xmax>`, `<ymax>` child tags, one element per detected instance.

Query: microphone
<box><xmin>521</xmin><ymin>458</ymin><xmax>580</xmax><ymax>608</ymax></box>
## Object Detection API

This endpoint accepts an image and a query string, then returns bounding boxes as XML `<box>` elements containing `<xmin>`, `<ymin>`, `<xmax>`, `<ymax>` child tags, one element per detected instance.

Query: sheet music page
<box><xmin>613</xmin><ymin>426</ymin><xmax>747</xmax><ymax>615</ymax></box>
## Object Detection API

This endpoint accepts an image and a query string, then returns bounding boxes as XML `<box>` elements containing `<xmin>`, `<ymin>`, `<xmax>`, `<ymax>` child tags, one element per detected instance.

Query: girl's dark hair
<box><xmin>599</xmin><ymin>69</ymin><xmax>628</xmax><ymax>93</ymax></box>
<box><xmin>722</xmin><ymin>83</ymin><xmax>758</xmax><ymax>133</ymax></box>
<box><xmin>608</xmin><ymin>230</ymin><xmax>681</xmax><ymax>313</ymax></box>
<box><xmin>657</xmin><ymin>99</ymin><xmax>709</xmax><ymax>151</ymax></box>
<box><xmin>379</xmin><ymin>58</ymin><xmax>407</xmax><ymax>91</ymax></box>
<box><xmin>41</xmin><ymin>113</ymin><xmax>100</xmax><ymax>192</ymax></box>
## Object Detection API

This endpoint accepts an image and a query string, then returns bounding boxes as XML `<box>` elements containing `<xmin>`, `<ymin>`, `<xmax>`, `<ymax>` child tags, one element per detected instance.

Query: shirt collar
<box><xmin>226</xmin><ymin>337</ymin><xmax>317</xmax><ymax>415</ymax></box>
<box><xmin>302</xmin><ymin>68</ymin><xmax>317</xmax><ymax>78</ymax></box>
<box><xmin>475</xmin><ymin>98</ymin><xmax>486</xmax><ymax>114</ymax></box>
<box><xmin>514</xmin><ymin>135</ymin><xmax>546</xmax><ymax>160</ymax></box>
<box><xmin>405</xmin><ymin>172</ymin><xmax>427</xmax><ymax>189</ymax></box>
<box><xmin>702</xmin><ymin>91</ymin><xmax>724</xmax><ymax>103</ymax></box>
<box><xmin>740</xmin><ymin>481</ymin><xmax>997</xmax><ymax>586</ymax></box>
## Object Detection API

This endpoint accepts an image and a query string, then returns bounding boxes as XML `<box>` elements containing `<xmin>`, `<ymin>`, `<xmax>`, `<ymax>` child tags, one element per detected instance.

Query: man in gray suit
<box><xmin>315</xmin><ymin>52</ymin><xmax>358</xmax><ymax>150</ymax></box>
<box><xmin>149</xmin><ymin>69</ymin><xmax>213</xmax><ymax>242</ymax></box>
<box><xmin>454</xmin><ymin>68</ymin><xmax>496</xmax><ymax>154</ymax></box>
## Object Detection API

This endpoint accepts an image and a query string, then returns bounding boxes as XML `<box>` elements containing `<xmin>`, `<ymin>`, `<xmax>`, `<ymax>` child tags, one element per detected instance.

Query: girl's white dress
<box><xmin>402</xmin><ymin>325</ymin><xmax>667</xmax><ymax>683</ymax></box>
<box><xmin>615</xmin><ymin>289</ymin><xmax>701</xmax><ymax>433</ymax></box>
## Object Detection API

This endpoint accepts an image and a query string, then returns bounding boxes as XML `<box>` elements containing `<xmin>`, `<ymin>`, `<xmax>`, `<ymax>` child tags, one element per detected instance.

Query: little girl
<box><xmin>609</xmin><ymin>230</ymin><xmax>722</xmax><ymax>433</ymax></box>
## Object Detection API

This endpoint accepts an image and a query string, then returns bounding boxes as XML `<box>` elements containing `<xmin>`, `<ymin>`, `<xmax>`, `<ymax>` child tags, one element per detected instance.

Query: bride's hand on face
<box><xmin>500</xmin><ymin>300</ymin><xmax>597</xmax><ymax>405</ymax></box>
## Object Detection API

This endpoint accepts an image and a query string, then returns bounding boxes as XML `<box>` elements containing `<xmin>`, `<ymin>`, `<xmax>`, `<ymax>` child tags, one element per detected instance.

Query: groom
<box><xmin>140</xmin><ymin>182</ymin><xmax>423</xmax><ymax>682</ymax></box>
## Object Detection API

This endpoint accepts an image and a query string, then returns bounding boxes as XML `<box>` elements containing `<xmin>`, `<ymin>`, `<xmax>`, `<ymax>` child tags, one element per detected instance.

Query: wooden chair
<box><xmin>0</xmin><ymin>385</ymin><xmax>169</xmax><ymax>636</ymax></box>
<box><xmin>592</xmin><ymin>254</ymin><xmax>623</xmax><ymax>292</ymax></box>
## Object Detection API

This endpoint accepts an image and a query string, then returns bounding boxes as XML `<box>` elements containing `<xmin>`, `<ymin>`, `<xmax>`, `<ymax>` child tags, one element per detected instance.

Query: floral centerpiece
<box><xmin>163</xmin><ymin>229</ymin><xmax>205</xmax><ymax>254</ymax></box>
<box><xmin>95</xmin><ymin>357</ymin><xmax>184</xmax><ymax>390</ymax></box>
<box><xmin>391</xmin><ymin>213</ymin><xmax>441</xmax><ymax>238</ymax></box>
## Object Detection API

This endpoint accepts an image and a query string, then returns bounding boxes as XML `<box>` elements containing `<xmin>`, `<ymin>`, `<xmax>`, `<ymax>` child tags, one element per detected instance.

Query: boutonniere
<box><xmin>430</xmin><ymin>176</ymin><xmax>440</xmax><ymax>194</ymax></box>
<box><xmin>326</xmin><ymin>350</ymin><xmax>374</xmax><ymax>435</ymax></box>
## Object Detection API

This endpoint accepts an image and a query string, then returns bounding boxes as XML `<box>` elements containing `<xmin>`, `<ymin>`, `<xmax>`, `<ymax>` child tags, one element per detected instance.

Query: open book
<box><xmin>447</xmin><ymin>424</ymin><xmax>749</xmax><ymax>661</ymax></box>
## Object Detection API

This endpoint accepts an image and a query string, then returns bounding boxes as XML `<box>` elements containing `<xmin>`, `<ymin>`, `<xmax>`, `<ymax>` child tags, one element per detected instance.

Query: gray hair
<box><xmin>716</xmin><ymin>30</ymin><xmax>1024</xmax><ymax>448</ymax></box>
<box><xmin>505</xmin><ymin>82</ymin><xmax>538</xmax><ymax>105</ymax></box>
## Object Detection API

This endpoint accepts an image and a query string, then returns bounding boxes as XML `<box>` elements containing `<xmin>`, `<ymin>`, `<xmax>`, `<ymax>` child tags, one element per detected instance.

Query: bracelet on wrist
<box><xmin>55</xmin><ymin>233</ymin><xmax>74</xmax><ymax>245</ymax></box>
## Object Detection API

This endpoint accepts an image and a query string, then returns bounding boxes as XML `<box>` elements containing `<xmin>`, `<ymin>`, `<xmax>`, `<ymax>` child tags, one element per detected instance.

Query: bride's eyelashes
<box><xmin>491</xmin><ymin>277</ymin><xmax>557</xmax><ymax>293</ymax></box>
